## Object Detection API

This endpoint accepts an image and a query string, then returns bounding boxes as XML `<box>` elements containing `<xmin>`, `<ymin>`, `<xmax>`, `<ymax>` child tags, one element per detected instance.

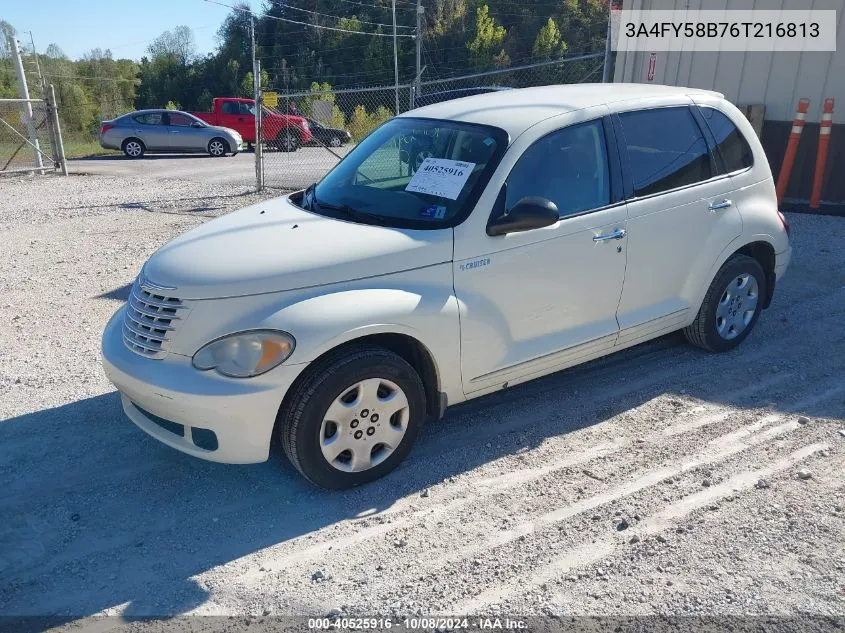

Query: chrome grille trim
<box><xmin>122</xmin><ymin>279</ymin><xmax>187</xmax><ymax>359</ymax></box>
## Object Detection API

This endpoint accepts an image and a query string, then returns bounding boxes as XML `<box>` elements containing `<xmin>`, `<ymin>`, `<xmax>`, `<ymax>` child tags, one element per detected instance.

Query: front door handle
<box><xmin>708</xmin><ymin>199</ymin><xmax>732</xmax><ymax>211</ymax></box>
<box><xmin>593</xmin><ymin>228</ymin><xmax>626</xmax><ymax>242</ymax></box>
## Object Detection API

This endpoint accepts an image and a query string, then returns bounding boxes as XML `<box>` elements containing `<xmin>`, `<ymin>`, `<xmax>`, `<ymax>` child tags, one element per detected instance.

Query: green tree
<box><xmin>467</xmin><ymin>5</ymin><xmax>509</xmax><ymax>70</ymax></box>
<box><xmin>532</xmin><ymin>18</ymin><xmax>568</xmax><ymax>59</ymax></box>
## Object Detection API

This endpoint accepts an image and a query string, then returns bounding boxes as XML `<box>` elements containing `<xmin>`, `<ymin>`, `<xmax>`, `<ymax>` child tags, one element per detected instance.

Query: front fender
<box><xmin>170</xmin><ymin>265</ymin><xmax>465</xmax><ymax>407</ymax></box>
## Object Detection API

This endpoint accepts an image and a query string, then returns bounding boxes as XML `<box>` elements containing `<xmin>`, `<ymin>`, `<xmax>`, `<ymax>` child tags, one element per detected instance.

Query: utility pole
<box><xmin>27</xmin><ymin>31</ymin><xmax>46</xmax><ymax>95</ymax></box>
<box><xmin>415</xmin><ymin>0</ymin><xmax>423</xmax><ymax>99</ymax></box>
<box><xmin>11</xmin><ymin>39</ymin><xmax>43</xmax><ymax>170</ymax></box>
<box><xmin>602</xmin><ymin>0</ymin><xmax>613</xmax><ymax>83</ymax></box>
<box><xmin>251</xmin><ymin>15</ymin><xmax>263</xmax><ymax>191</ymax></box>
<box><xmin>392</xmin><ymin>0</ymin><xmax>399</xmax><ymax>115</ymax></box>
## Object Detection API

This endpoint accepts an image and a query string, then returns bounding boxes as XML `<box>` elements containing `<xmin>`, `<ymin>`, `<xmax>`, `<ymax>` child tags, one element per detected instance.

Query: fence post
<box><xmin>47</xmin><ymin>85</ymin><xmax>67</xmax><ymax>176</ymax></box>
<box><xmin>11</xmin><ymin>38</ymin><xmax>44</xmax><ymax>171</ymax></box>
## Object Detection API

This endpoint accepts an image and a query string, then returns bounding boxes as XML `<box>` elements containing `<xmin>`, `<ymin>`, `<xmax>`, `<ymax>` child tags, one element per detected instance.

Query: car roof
<box><xmin>401</xmin><ymin>83</ymin><xmax>724</xmax><ymax>139</ymax></box>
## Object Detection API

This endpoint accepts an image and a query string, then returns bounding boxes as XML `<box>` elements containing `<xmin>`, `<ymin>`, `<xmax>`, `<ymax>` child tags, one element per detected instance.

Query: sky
<box><xmin>2</xmin><ymin>0</ymin><xmax>262</xmax><ymax>61</ymax></box>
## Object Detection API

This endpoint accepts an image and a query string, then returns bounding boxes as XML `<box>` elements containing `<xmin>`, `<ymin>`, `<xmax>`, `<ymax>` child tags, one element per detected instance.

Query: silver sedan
<box><xmin>99</xmin><ymin>109</ymin><xmax>243</xmax><ymax>158</ymax></box>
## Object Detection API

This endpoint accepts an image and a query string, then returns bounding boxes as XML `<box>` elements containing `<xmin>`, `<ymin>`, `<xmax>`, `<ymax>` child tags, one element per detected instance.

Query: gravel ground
<box><xmin>0</xmin><ymin>173</ymin><xmax>843</xmax><ymax>630</ymax></box>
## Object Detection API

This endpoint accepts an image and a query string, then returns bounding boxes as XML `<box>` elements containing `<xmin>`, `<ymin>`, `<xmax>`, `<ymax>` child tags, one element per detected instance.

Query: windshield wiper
<box><xmin>312</xmin><ymin>196</ymin><xmax>390</xmax><ymax>226</ymax></box>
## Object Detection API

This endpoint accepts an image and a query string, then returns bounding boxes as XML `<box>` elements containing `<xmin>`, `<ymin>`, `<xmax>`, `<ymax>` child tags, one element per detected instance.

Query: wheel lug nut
<box><xmin>354</xmin><ymin>430</ymin><xmax>363</xmax><ymax>440</ymax></box>
<box><xmin>366</xmin><ymin>427</ymin><xmax>375</xmax><ymax>436</ymax></box>
<box><xmin>361</xmin><ymin>409</ymin><xmax>369</xmax><ymax>418</ymax></box>
<box><xmin>370</xmin><ymin>413</ymin><xmax>379</xmax><ymax>423</ymax></box>
<box><xmin>351</xmin><ymin>419</ymin><xmax>359</xmax><ymax>428</ymax></box>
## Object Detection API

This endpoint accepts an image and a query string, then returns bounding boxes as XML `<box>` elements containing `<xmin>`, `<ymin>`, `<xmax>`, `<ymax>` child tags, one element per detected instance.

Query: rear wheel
<box><xmin>279</xmin><ymin>346</ymin><xmax>426</xmax><ymax>489</ymax></box>
<box><xmin>122</xmin><ymin>138</ymin><xmax>145</xmax><ymax>159</ymax></box>
<box><xmin>684</xmin><ymin>254</ymin><xmax>766</xmax><ymax>352</ymax></box>
<box><xmin>208</xmin><ymin>137</ymin><xmax>229</xmax><ymax>157</ymax></box>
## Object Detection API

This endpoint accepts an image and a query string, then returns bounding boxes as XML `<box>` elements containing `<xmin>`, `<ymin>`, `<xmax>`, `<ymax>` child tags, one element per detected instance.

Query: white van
<box><xmin>102</xmin><ymin>84</ymin><xmax>792</xmax><ymax>489</ymax></box>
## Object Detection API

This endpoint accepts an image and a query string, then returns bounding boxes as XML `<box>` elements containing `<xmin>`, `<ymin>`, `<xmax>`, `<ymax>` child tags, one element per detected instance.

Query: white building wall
<box><xmin>613</xmin><ymin>0</ymin><xmax>845</xmax><ymax>123</ymax></box>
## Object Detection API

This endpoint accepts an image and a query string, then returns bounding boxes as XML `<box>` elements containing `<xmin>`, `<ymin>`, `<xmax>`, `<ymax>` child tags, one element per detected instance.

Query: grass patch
<box><xmin>62</xmin><ymin>139</ymin><xmax>119</xmax><ymax>159</ymax></box>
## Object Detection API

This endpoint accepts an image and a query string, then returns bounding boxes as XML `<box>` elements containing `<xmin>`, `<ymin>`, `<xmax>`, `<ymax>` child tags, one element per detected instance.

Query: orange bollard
<box><xmin>809</xmin><ymin>98</ymin><xmax>835</xmax><ymax>210</ymax></box>
<box><xmin>776</xmin><ymin>98</ymin><xmax>810</xmax><ymax>205</ymax></box>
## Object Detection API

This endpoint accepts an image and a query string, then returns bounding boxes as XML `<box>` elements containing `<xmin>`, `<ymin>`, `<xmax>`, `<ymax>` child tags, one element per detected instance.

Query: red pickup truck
<box><xmin>192</xmin><ymin>97</ymin><xmax>312</xmax><ymax>152</ymax></box>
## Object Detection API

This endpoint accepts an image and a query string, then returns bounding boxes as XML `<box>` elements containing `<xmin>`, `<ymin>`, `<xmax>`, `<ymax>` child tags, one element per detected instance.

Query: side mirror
<box><xmin>191</xmin><ymin>122</ymin><xmax>204</xmax><ymax>128</ymax></box>
<box><xmin>487</xmin><ymin>196</ymin><xmax>559</xmax><ymax>236</ymax></box>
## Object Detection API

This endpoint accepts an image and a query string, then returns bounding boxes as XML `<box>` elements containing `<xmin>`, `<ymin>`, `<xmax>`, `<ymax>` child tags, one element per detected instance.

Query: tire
<box><xmin>279</xmin><ymin>346</ymin><xmax>426</xmax><ymax>489</ymax></box>
<box><xmin>275</xmin><ymin>131</ymin><xmax>299</xmax><ymax>153</ymax></box>
<box><xmin>684</xmin><ymin>254</ymin><xmax>766</xmax><ymax>353</ymax></box>
<box><xmin>122</xmin><ymin>138</ymin><xmax>145</xmax><ymax>159</ymax></box>
<box><xmin>329</xmin><ymin>135</ymin><xmax>342</xmax><ymax>147</ymax></box>
<box><xmin>208</xmin><ymin>137</ymin><xmax>229</xmax><ymax>157</ymax></box>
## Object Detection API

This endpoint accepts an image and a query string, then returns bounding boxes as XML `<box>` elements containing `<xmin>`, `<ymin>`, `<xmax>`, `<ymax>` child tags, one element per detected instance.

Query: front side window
<box><xmin>300</xmin><ymin>117</ymin><xmax>507</xmax><ymax>230</ymax></box>
<box><xmin>505</xmin><ymin>119</ymin><xmax>610</xmax><ymax>218</ymax></box>
<box><xmin>221</xmin><ymin>101</ymin><xmax>240</xmax><ymax>115</ymax></box>
<box><xmin>168</xmin><ymin>112</ymin><xmax>200</xmax><ymax>127</ymax></box>
<box><xmin>619</xmin><ymin>107</ymin><xmax>711</xmax><ymax>197</ymax></box>
<box><xmin>699</xmin><ymin>107</ymin><xmax>754</xmax><ymax>174</ymax></box>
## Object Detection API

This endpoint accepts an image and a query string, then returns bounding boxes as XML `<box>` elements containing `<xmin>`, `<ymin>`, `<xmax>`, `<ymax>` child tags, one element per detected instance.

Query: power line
<box><xmin>265</xmin><ymin>0</ymin><xmax>414</xmax><ymax>30</ymax></box>
<box><xmin>43</xmin><ymin>73</ymin><xmax>138</xmax><ymax>83</ymax></box>
<box><xmin>202</xmin><ymin>0</ymin><xmax>415</xmax><ymax>37</ymax></box>
<box><xmin>331</xmin><ymin>0</ymin><xmax>415</xmax><ymax>12</ymax></box>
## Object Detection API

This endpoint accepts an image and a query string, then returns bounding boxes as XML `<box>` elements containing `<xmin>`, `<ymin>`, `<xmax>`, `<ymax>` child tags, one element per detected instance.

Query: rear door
<box><xmin>613</xmin><ymin>104</ymin><xmax>743</xmax><ymax>345</ymax></box>
<box><xmin>131</xmin><ymin>112</ymin><xmax>169</xmax><ymax>150</ymax></box>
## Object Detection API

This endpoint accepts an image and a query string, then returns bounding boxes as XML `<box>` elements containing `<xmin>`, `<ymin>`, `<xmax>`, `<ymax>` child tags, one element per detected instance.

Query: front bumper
<box><xmin>101</xmin><ymin>307</ymin><xmax>306</xmax><ymax>464</ymax></box>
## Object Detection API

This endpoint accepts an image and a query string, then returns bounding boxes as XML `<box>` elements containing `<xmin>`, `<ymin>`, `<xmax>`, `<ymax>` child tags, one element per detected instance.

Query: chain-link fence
<box><xmin>0</xmin><ymin>96</ymin><xmax>66</xmax><ymax>175</ymax></box>
<box><xmin>259</xmin><ymin>53</ymin><xmax>604</xmax><ymax>191</ymax></box>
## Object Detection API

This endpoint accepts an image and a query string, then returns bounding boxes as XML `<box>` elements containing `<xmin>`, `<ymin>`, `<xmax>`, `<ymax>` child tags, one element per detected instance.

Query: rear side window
<box><xmin>134</xmin><ymin>113</ymin><xmax>163</xmax><ymax>125</ymax></box>
<box><xmin>699</xmin><ymin>107</ymin><xmax>754</xmax><ymax>173</ymax></box>
<box><xmin>506</xmin><ymin>119</ymin><xmax>611</xmax><ymax>218</ymax></box>
<box><xmin>619</xmin><ymin>107</ymin><xmax>711</xmax><ymax>197</ymax></box>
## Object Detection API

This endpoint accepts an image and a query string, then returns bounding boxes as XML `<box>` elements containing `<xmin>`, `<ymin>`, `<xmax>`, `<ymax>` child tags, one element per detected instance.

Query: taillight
<box><xmin>777</xmin><ymin>209</ymin><xmax>791</xmax><ymax>237</ymax></box>
<box><xmin>100</xmin><ymin>124</ymin><xmax>114</xmax><ymax>135</ymax></box>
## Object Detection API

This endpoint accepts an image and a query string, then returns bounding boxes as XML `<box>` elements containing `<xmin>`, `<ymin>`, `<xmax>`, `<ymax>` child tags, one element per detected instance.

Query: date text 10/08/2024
<box><xmin>307</xmin><ymin>617</ymin><xmax>528</xmax><ymax>630</ymax></box>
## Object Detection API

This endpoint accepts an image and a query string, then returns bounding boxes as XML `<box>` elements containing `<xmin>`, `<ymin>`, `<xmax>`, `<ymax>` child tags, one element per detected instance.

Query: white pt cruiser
<box><xmin>102</xmin><ymin>84</ymin><xmax>792</xmax><ymax>489</ymax></box>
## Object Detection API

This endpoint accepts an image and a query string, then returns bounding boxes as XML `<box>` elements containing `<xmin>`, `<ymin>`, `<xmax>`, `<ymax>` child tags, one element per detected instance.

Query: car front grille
<box><xmin>122</xmin><ymin>279</ymin><xmax>186</xmax><ymax>359</ymax></box>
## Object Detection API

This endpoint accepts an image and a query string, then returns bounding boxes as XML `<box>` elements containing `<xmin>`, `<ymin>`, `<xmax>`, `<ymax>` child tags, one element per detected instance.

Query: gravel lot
<box><xmin>0</xmin><ymin>173</ymin><xmax>843</xmax><ymax>629</ymax></box>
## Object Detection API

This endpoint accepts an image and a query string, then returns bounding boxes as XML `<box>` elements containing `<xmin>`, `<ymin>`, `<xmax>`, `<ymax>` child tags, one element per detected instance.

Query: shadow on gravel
<box><xmin>0</xmin><ymin>327</ymin><xmax>842</xmax><ymax>618</ymax></box>
<box><xmin>94</xmin><ymin>284</ymin><xmax>132</xmax><ymax>301</ymax></box>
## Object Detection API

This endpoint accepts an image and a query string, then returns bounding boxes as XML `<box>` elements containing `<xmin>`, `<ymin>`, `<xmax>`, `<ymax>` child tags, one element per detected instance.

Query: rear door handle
<box><xmin>593</xmin><ymin>229</ymin><xmax>626</xmax><ymax>242</ymax></box>
<box><xmin>708</xmin><ymin>199</ymin><xmax>732</xmax><ymax>211</ymax></box>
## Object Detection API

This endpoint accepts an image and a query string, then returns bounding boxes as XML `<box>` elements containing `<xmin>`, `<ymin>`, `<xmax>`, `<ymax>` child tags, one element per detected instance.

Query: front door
<box><xmin>454</xmin><ymin>117</ymin><xmax>628</xmax><ymax>395</ymax></box>
<box><xmin>165</xmin><ymin>112</ymin><xmax>208</xmax><ymax>151</ymax></box>
<box><xmin>613</xmin><ymin>105</ymin><xmax>743</xmax><ymax>343</ymax></box>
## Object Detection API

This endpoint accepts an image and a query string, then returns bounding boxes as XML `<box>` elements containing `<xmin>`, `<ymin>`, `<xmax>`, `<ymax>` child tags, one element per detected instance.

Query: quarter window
<box><xmin>619</xmin><ymin>107</ymin><xmax>711</xmax><ymax>197</ymax></box>
<box><xmin>505</xmin><ymin>119</ymin><xmax>611</xmax><ymax>218</ymax></box>
<box><xmin>699</xmin><ymin>107</ymin><xmax>754</xmax><ymax>174</ymax></box>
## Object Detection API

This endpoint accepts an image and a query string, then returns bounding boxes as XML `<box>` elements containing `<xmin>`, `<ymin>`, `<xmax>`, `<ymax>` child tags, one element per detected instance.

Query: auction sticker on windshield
<box><xmin>405</xmin><ymin>158</ymin><xmax>476</xmax><ymax>200</ymax></box>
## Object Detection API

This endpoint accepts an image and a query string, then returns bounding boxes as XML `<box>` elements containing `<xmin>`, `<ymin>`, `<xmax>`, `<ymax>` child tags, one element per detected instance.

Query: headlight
<box><xmin>192</xmin><ymin>330</ymin><xmax>295</xmax><ymax>378</ymax></box>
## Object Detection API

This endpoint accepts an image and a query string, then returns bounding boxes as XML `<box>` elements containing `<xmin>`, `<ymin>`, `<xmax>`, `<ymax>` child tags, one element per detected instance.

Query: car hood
<box><xmin>141</xmin><ymin>196</ymin><xmax>453</xmax><ymax>300</ymax></box>
<box><xmin>209</xmin><ymin>125</ymin><xmax>241</xmax><ymax>138</ymax></box>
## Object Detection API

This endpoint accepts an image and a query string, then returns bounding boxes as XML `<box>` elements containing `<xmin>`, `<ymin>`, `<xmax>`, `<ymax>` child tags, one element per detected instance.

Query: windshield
<box><xmin>300</xmin><ymin>117</ymin><xmax>508</xmax><ymax>230</ymax></box>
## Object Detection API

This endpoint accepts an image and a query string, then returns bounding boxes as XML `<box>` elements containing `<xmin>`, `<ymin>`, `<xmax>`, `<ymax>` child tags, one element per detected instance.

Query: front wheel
<box><xmin>279</xmin><ymin>346</ymin><xmax>426</xmax><ymax>489</ymax></box>
<box><xmin>275</xmin><ymin>131</ymin><xmax>299</xmax><ymax>152</ymax></box>
<box><xmin>684</xmin><ymin>254</ymin><xmax>766</xmax><ymax>353</ymax></box>
<box><xmin>208</xmin><ymin>137</ymin><xmax>229</xmax><ymax>157</ymax></box>
<box><xmin>329</xmin><ymin>135</ymin><xmax>343</xmax><ymax>147</ymax></box>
